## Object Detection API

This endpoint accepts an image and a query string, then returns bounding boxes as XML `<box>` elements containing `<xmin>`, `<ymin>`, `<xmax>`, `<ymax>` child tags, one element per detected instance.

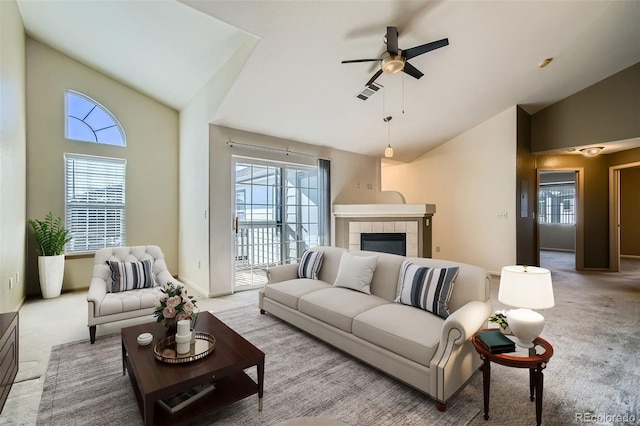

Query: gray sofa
<box><xmin>259</xmin><ymin>246</ymin><xmax>492</xmax><ymax>410</ymax></box>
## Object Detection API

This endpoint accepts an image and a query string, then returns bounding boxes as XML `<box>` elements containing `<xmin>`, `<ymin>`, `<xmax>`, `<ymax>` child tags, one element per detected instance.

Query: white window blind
<box><xmin>64</xmin><ymin>154</ymin><xmax>126</xmax><ymax>253</ymax></box>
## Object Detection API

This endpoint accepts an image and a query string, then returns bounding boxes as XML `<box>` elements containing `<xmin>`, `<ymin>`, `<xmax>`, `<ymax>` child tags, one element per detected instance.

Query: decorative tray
<box><xmin>153</xmin><ymin>332</ymin><xmax>216</xmax><ymax>364</ymax></box>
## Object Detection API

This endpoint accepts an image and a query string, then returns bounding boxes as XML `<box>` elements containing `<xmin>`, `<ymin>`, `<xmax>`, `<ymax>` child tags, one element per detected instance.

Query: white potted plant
<box><xmin>28</xmin><ymin>212</ymin><xmax>72</xmax><ymax>299</ymax></box>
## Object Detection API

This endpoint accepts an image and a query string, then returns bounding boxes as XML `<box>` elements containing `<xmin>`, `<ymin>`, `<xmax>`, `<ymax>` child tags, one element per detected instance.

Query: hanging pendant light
<box><xmin>384</xmin><ymin>116</ymin><xmax>393</xmax><ymax>158</ymax></box>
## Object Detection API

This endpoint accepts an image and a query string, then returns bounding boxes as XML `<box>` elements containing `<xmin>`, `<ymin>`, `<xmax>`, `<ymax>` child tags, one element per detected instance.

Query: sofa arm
<box><xmin>429</xmin><ymin>300</ymin><xmax>492</xmax><ymax>404</ymax></box>
<box><xmin>266</xmin><ymin>263</ymin><xmax>299</xmax><ymax>284</ymax></box>
<box><xmin>155</xmin><ymin>270</ymin><xmax>184</xmax><ymax>287</ymax></box>
<box><xmin>441</xmin><ymin>300</ymin><xmax>493</xmax><ymax>346</ymax></box>
<box><xmin>87</xmin><ymin>277</ymin><xmax>108</xmax><ymax>321</ymax></box>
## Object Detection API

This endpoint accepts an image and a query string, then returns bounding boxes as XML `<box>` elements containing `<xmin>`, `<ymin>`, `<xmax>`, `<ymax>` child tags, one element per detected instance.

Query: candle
<box><xmin>177</xmin><ymin>319</ymin><xmax>190</xmax><ymax>336</ymax></box>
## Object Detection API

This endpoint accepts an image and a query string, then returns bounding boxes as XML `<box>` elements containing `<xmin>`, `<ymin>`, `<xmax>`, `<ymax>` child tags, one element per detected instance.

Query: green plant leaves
<box><xmin>28</xmin><ymin>212</ymin><xmax>72</xmax><ymax>256</ymax></box>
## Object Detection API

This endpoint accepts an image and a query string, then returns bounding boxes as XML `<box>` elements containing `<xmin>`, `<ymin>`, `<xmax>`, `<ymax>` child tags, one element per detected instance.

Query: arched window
<box><xmin>65</xmin><ymin>90</ymin><xmax>126</xmax><ymax>146</ymax></box>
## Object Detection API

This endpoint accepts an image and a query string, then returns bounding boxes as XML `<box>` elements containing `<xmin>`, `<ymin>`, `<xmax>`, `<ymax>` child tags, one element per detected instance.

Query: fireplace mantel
<box><xmin>333</xmin><ymin>204</ymin><xmax>436</xmax><ymax>218</ymax></box>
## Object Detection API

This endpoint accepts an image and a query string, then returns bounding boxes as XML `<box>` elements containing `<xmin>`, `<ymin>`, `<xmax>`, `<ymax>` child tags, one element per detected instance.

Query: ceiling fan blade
<box><xmin>366</xmin><ymin>69</ymin><xmax>383</xmax><ymax>86</ymax></box>
<box><xmin>403</xmin><ymin>38</ymin><xmax>449</xmax><ymax>60</ymax></box>
<box><xmin>386</xmin><ymin>26</ymin><xmax>399</xmax><ymax>55</ymax></box>
<box><xmin>403</xmin><ymin>62</ymin><xmax>424</xmax><ymax>80</ymax></box>
<box><xmin>342</xmin><ymin>59</ymin><xmax>380</xmax><ymax>64</ymax></box>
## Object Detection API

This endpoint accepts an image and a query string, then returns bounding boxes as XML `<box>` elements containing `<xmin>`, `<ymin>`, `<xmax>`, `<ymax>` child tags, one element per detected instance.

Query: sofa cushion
<box><xmin>395</xmin><ymin>261</ymin><xmax>459</xmax><ymax>319</ymax></box>
<box><xmin>298</xmin><ymin>287</ymin><xmax>388</xmax><ymax>333</ymax></box>
<box><xmin>107</xmin><ymin>259</ymin><xmax>156</xmax><ymax>293</ymax></box>
<box><xmin>298</xmin><ymin>250</ymin><xmax>324</xmax><ymax>279</ymax></box>
<box><xmin>264</xmin><ymin>279</ymin><xmax>332</xmax><ymax>310</ymax></box>
<box><xmin>99</xmin><ymin>287</ymin><xmax>161</xmax><ymax>316</ymax></box>
<box><xmin>314</xmin><ymin>246</ymin><xmax>351</xmax><ymax>284</ymax></box>
<box><xmin>349</xmin><ymin>250</ymin><xmax>405</xmax><ymax>302</ymax></box>
<box><xmin>352</xmin><ymin>303</ymin><xmax>443</xmax><ymax>366</ymax></box>
<box><xmin>333</xmin><ymin>252</ymin><xmax>378</xmax><ymax>294</ymax></box>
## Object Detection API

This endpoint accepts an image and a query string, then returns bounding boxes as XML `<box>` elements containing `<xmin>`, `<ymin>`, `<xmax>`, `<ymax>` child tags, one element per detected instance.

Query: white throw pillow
<box><xmin>333</xmin><ymin>252</ymin><xmax>378</xmax><ymax>294</ymax></box>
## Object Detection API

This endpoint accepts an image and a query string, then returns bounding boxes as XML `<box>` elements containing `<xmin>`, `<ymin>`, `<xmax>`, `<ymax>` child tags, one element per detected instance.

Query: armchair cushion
<box><xmin>395</xmin><ymin>261</ymin><xmax>459</xmax><ymax>319</ymax></box>
<box><xmin>107</xmin><ymin>259</ymin><xmax>156</xmax><ymax>292</ymax></box>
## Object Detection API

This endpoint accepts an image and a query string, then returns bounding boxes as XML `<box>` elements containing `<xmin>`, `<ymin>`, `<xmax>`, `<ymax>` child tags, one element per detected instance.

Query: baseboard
<box><xmin>621</xmin><ymin>255</ymin><xmax>640</xmax><ymax>259</ymax></box>
<box><xmin>178</xmin><ymin>276</ymin><xmax>210</xmax><ymax>298</ymax></box>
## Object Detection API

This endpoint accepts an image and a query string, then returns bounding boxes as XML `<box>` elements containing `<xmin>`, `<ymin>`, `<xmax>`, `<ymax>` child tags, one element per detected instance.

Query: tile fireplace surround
<box><xmin>333</xmin><ymin>204</ymin><xmax>436</xmax><ymax>258</ymax></box>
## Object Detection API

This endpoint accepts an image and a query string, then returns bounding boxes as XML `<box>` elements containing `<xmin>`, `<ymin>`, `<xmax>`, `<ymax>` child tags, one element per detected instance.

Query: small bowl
<box><xmin>137</xmin><ymin>332</ymin><xmax>153</xmax><ymax>346</ymax></box>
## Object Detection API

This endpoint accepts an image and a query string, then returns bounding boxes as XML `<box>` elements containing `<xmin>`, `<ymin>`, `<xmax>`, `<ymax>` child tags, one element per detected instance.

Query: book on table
<box><xmin>158</xmin><ymin>382</ymin><xmax>216</xmax><ymax>414</ymax></box>
<box><xmin>476</xmin><ymin>330</ymin><xmax>516</xmax><ymax>354</ymax></box>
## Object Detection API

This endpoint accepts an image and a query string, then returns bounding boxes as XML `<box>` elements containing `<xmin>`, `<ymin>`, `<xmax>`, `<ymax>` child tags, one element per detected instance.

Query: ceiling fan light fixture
<box><xmin>382</xmin><ymin>54</ymin><xmax>405</xmax><ymax>74</ymax></box>
<box><xmin>579</xmin><ymin>146</ymin><xmax>604</xmax><ymax>157</ymax></box>
<box><xmin>539</xmin><ymin>57</ymin><xmax>553</xmax><ymax>68</ymax></box>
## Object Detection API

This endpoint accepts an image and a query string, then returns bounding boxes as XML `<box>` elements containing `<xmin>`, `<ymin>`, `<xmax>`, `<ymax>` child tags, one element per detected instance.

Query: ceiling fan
<box><xmin>342</xmin><ymin>26</ymin><xmax>449</xmax><ymax>87</ymax></box>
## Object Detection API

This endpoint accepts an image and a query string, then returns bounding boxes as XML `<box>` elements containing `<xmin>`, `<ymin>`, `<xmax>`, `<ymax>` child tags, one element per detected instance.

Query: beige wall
<box><xmin>0</xmin><ymin>0</ymin><xmax>27</xmax><ymax>313</ymax></box>
<box><xmin>25</xmin><ymin>38</ymin><xmax>179</xmax><ymax>295</ymax></box>
<box><xmin>532</xmin><ymin>62</ymin><xmax>640</xmax><ymax>152</ymax></box>
<box><xmin>179</xmin><ymin>38</ymin><xmax>257</xmax><ymax>296</ymax></box>
<box><xmin>209</xmin><ymin>125</ymin><xmax>381</xmax><ymax>296</ymax></box>
<box><xmin>382</xmin><ymin>106</ymin><xmax>518</xmax><ymax>274</ymax></box>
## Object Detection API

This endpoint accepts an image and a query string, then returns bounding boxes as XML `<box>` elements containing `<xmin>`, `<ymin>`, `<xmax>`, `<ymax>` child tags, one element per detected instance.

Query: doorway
<box><xmin>232</xmin><ymin>158</ymin><xmax>322</xmax><ymax>290</ymax></box>
<box><xmin>609</xmin><ymin>162</ymin><xmax>640</xmax><ymax>272</ymax></box>
<box><xmin>538</xmin><ymin>170</ymin><xmax>584</xmax><ymax>271</ymax></box>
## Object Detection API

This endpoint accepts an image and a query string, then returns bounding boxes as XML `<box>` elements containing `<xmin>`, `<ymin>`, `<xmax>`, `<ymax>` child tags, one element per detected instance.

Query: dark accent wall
<box><xmin>537</xmin><ymin>154</ymin><xmax>609</xmax><ymax>268</ymax></box>
<box><xmin>515</xmin><ymin>107</ymin><xmax>537</xmax><ymax>266</ymax></box>
<box><xmin>532</xmin><ymin>62</ymin><xmax>640</xmax><ymax>152</ymax></box>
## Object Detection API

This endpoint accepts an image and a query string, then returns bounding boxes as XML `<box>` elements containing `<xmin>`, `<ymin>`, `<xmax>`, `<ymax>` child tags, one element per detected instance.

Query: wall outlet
<box><xmin>367</xmin><ymin>183</ymin><xmax>373</xmax><ymax>190</ymax></box>
<box><xmin>435</xmin><ymin>246</ymin><xmax>441</xmax><ymax>253</ymax></box>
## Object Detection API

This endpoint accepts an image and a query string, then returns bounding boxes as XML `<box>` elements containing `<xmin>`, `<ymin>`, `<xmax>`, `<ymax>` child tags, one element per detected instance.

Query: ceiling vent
<box><xmin>356</xmin><ymin>82</ymin><xmax>382</xmax><ymax>101</ymax></box>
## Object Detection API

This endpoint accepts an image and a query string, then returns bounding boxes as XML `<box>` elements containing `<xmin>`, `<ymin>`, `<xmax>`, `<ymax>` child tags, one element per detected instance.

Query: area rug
<box><xmin>36</xmin><ymin>305</ymin><xmax>482</xmax><ymax>426</ymax></box>
<box><xmin>37</xmin><ymin>266</ymin><xmax>640</xmax><ymax>426</ymax></box>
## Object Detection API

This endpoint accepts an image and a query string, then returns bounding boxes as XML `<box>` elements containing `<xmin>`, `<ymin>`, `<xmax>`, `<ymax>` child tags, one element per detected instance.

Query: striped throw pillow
<box><xmin>395</xmin><ymin>261</ymin><xmax>459</xmax><ymax>319</ymax></box>
<box><xmin>298</xmin><ymin>250</ymin><xmax>324</xmax><ymax>280</ymax></box>
<box><xmin>107</xmin><ymin>259</ymin><xmax>156</xmax><ymax>293</ymax></box>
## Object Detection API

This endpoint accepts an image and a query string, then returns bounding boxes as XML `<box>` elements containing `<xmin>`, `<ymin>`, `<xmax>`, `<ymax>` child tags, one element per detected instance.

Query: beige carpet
<box><xmin>36</xmin><ymin>258</ymin><xmax>640</xmax><ymax>425</ymax></box>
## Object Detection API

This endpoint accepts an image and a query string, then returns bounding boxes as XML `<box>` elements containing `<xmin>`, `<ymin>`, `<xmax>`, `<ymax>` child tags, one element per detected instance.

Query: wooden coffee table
<box><xmin>121</xmin><ymin>312</ymin><xmax>264</xmax><ymax>426</ymax></box>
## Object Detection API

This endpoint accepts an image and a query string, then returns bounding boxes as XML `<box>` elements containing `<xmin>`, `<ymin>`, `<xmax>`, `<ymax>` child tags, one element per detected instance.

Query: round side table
<box><xmin>471</xmin><ymin>329</ymin><xmax>554</xmax><ymax>426</ymax></box>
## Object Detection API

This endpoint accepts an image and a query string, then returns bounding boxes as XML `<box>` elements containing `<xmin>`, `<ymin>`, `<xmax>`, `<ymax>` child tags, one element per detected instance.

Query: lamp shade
<box><xmin>498</xmin><ymin>265</ymin><xmax>554</xmax><ymax>309</ymax></box>
<box><xmin>384</xmin><ymin>145</ymin><xmax>394</xmax><ymax>158</ymax></box>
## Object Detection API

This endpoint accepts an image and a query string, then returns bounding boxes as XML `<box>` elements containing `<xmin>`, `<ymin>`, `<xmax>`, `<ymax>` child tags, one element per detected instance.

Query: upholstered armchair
<box><xmin>87</xmin><ymin>245</ymin><xmax>181</xmax><ymax>343</ymax></box>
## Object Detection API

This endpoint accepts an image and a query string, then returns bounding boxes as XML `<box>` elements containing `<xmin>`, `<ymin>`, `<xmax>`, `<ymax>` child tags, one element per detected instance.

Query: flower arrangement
<box><xmin>154</xmin><ymin>282</ymin><xmax>198</xmax><ymax>330</ymax></box>
<box><xmin>488</xmin><ymin>310</ymin><xmax>509</xmax><ymax>330</ymax></box>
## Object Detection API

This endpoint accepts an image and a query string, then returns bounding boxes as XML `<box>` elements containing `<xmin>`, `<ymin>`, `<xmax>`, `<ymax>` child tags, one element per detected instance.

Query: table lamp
<box><xmin>498</xmin><ymin>265</ymin><xmax>555</xmax><ymax>348</ymax></box>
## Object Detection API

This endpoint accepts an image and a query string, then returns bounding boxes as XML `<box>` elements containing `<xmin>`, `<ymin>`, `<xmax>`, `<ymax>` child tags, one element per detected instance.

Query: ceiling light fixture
<box><xmin>381</xmin><ymin>54</ymin><xmax>405</xmax><ymax>74</ymax></box>
<box><xmin>539</xmin><ymin>57</ymin><xmax>553</xmax><ymax>68</ymax></box>
<box><xmin>579</xmin><ymin>146</ymin><xmax>604</xmax><ymax>157</ymax></box>
<box><xmin>384</xmin><ymin>116</ymin><xmax>393</xmax><ymax>158</ymax></box>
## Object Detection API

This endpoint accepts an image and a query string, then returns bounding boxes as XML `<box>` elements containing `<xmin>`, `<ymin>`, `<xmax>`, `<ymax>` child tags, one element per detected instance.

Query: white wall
<box><xmin>0</xmin><ymin>0</ymin><xmax>27</xmax><ymax>312</ymax></box>
<box><xmin>209</xmin><ymin>125</ymin><xmax>381</xmax><ymax>296</ymax></box>
<box><xmin>382</xmin><ymin>106</ymin><xmax>518</xmax><ymax>274</ymax></box>
<box><xmin>178</xmin><ymin>37</ymin><xmax>257</xmax><ymax>296</ymax></box>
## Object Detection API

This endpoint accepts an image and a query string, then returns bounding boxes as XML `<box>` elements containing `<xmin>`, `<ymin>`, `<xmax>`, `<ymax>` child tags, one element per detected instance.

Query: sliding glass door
<box><xmin>233</xmin><ymin>158</ymin><xmax>325</xmax><ymax>290</ymax></box>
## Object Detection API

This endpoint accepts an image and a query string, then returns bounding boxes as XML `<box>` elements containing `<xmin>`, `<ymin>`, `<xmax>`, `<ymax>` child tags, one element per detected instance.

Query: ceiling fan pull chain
<box><xmin>382</xmin><ymin>85</ymin><xmax>386</xmax><ymax>118</ymax></box>
<box><xmin>402</xmin><ymin>73</ymin><xmax>405</xmax><ymax>114</ymax></box>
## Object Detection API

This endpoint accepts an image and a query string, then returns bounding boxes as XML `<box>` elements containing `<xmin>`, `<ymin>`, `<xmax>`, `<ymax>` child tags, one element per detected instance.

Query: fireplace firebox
<box><xmin>360</xmin><ymin>233</ymin><xmax>407</xmax><ymax>256</ymax></box>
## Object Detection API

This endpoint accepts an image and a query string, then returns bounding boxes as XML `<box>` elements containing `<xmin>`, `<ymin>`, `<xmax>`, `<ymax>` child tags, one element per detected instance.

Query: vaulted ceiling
<box><xmin>16</xmin><ymin>1</ymin><xmax>640</xmax><ymax>162</ymax></box>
